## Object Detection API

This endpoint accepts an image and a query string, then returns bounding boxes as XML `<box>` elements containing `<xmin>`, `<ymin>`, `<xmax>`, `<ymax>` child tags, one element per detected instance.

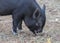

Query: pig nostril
<box><xmin>37</xmin><ymin>29</ymin><xmax>42</xmax><ymax>33</ymax></box>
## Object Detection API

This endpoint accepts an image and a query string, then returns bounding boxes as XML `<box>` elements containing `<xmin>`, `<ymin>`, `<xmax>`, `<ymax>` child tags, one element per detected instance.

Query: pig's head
<box><xmin>24</xmin><ymin>5</ymin><xmax>46</xmax><ymax>35</ymax></box>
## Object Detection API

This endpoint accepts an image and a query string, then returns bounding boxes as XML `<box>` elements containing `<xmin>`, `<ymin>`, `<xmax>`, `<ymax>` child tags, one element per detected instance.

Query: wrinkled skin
<box><xmin>0</xmin><ymin>0</ymin><xmax>46</xmax><ymax>35</ymax></box>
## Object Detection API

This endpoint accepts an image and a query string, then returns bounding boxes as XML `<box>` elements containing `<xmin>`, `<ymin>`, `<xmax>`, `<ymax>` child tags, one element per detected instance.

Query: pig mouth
<box><xmin>28</xmin><ymin>26</ymin><xmax>43</xmax><ymax>35</ymax></box>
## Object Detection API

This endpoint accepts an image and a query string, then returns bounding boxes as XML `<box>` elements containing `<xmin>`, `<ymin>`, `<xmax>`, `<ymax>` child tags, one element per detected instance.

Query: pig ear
<box><xmin>41</xmin><ymin>4</ymin><xmax>46</xmax><ymax>15</ymax></box>
<box><xmin>33</xmin><ymin>8</ymin><xmax>39</xmax><ymax>19</ymax></box>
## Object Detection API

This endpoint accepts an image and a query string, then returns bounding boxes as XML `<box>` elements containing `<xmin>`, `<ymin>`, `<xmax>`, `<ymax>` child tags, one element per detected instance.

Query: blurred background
<box><xmin>0</xmin><ymin>0</ymin><xmax>60</xmax><ymax>43</ymax></box>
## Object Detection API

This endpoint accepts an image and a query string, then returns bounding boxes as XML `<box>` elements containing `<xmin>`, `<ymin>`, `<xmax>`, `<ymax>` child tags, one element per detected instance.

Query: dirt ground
<box><xmin>0</xmin><ymin>0</ymin><xmax>60</xmax><ymax>43</ymax></box>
